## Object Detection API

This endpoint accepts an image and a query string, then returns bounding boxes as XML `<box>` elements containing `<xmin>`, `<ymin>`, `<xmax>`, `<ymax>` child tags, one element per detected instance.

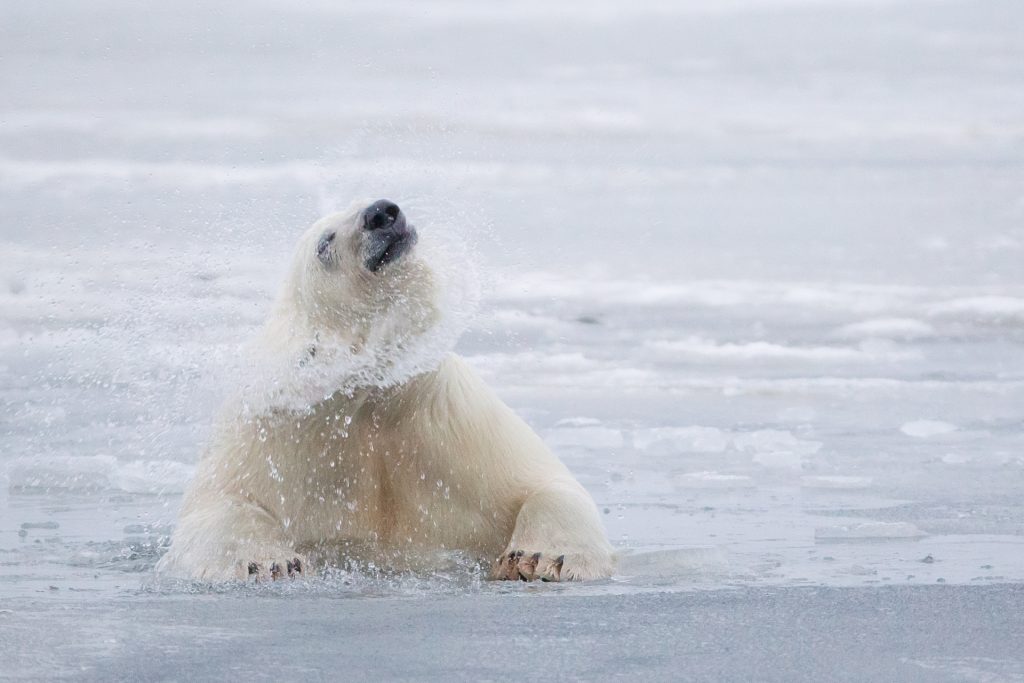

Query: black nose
<box><xmin>363</xmin><ymin>199</ymin><xmax>402</xmax><ymax>231</ymax></box>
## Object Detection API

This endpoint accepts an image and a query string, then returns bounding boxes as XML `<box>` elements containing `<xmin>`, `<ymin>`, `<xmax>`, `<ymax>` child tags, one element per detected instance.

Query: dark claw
<box><xmin>501</xmin><ymin>553</ymin><xmax>517</xmax><ymax>580</ymax></box>
<box><xmin>552</xmin><ymin>555</ymin><xmax>565</xmax><ymax>580</ymax></box>
<box><xmin>519</xmin><ymin>552</ymin><xmax>542</xmax><ymax>582</ymax></box>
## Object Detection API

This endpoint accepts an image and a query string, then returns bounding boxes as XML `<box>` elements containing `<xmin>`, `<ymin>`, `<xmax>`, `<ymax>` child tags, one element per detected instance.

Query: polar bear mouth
<box><xmin>361</xmin><ymin>199</ymin><xmax>418</xmax><ymax>273</ymax></box>
<box><xmin>365</xmin><ymin>228</ymin><xmax>417</xmax><ymax>273</ymax></box>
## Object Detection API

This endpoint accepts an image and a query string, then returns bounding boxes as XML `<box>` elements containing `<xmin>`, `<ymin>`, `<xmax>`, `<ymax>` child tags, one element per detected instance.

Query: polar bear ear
<box><xmin>316</xmin><ymin>230</ymin><xmax>337</xmax><ymax>265</ymax></box>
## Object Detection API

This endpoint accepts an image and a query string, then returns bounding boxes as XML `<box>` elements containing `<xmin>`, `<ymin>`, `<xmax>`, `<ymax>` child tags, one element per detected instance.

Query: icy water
<box><xmin>2</xmin><ymin>0</ymin><xmax>1023</xmax><ymax>679</ymax></box>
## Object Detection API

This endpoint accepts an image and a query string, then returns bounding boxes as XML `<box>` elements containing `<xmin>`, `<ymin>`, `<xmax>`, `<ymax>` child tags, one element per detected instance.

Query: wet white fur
<box><xmin>157</xmin><ymin>203</ymin><xmax>614</xmax><ymax>582</ymax></box>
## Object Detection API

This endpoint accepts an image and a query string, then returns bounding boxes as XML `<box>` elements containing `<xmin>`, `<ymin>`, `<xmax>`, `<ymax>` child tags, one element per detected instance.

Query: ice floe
<box><xmin>900</xmin><ymin>420</ymin><xmax>958</xmax><ymax>438</ymax></box>
<box><xmin>6</xmin><ymin>456</ymin><xmax>194</xmax><ymax>494</ymax></box>
<box><xmin>815</xmin><ymin>522</ymin><xmax>927</xmax><ymax>540</ymax></box>
<box><xmin>801</xmin><ymin>476</ymin><xmax>873</xmax><ymax>490</ymax></box>
<box><xmin>631</xmin><ymin>426</ymin><xmax>729</xmax><ymax>453</ymax></box>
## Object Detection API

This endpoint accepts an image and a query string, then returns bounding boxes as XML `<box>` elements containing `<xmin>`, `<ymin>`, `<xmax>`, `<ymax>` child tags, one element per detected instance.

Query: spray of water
<box><xmin>220</xmin><ymin>198</ymin><xmax>483</xmax><ymax>417</ymax></box>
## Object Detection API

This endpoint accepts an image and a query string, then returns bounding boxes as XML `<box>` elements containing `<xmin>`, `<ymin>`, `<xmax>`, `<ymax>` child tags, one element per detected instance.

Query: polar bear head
<box><xmin>314</xmin><ymin>198</ymin><xmax>419</xmax><ymax>276</ymax></box>
<box><xmin>269</xmin><ymin>199</ymin><xmax>438</xmax><ymax>357</ymax></box>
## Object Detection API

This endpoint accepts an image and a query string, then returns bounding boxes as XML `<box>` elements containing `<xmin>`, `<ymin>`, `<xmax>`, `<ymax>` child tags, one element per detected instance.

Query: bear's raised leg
<box><xmin>157</xmin><ymin>495</ymin><xmax>308</xmax><ymax>582</ymax></box>
<box><xmin>492</xmin><ymin>481</ymin><xmax>614</xmax><ymax>582</ymax></box>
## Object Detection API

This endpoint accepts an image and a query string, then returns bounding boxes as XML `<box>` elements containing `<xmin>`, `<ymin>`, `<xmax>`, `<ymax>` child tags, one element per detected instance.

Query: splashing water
<box><xmin>225</xmin><ymin>214</ymin><xmax>482</xmax><ymax>416</ymax></box>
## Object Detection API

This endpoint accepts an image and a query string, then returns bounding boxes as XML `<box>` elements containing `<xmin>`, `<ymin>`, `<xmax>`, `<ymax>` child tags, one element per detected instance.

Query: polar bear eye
<box><xmin>316</xmin><ymin>231</ymin><xmax>337</xmax><ymax>264</ymax></box>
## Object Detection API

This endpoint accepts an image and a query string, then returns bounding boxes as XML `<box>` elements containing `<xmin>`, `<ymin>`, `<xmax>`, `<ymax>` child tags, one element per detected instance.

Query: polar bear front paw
<box><xmin>246</xmin><ymin>555</ymin><xmax>306</xmax><ymax>582</ymax></box>
<box><xmin>493</xmin><ymin>550</ymin><xmax>561</xmax><ymax>581</ymax></box>
<box><xmin>492</xmin><ymin>549</ymin><xmax>610</xmax><ymax>582</ymax></box>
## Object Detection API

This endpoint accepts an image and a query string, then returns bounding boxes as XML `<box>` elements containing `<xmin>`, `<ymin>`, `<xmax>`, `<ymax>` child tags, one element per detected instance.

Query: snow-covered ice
<box><xmin>900</xmin><ymin>420</ymin><xmax>959</xmax><ymax>438</ymax></box>
<box><xmin>801</xmin><ymin>475</ymin><xmax>874</xmax><ymax>490</ymax></box>
<box><xmin>1</xmin><ymin>0</ymin><xmax>1023</xmax><ymax>677</ymax></box>
<box><xmin>815</xmin><ymin>522</ymin><xmax>928</xmax><ymax>540</ymax></box>
<box><xmin>2</xmin><ymin>0</ymin><xmax>1023</xmax><ymax>598</ymax></box>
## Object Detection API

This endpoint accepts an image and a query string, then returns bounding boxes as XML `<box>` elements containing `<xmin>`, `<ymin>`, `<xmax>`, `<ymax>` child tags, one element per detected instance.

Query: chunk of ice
<box><xmin>545</xmin><ymin>424</ymin><xmax>624</xmax><ymax>449</ymax></box>
<box><xmin>835</xmin><ymin>318</ymin><xmax>935</xmax><ymax>340</ymax></box>
<box><xmin>801</xmin><ymin>476</ymin><xmax>873</xmax><ymax>489</ymax></box>
<box><xmin>900</xmin><ymin>420</ymin><xmax>957</xmax><ymax>438</ymax></box>
<box><xmin>675</xmin><ymin>471</ymin><xmax>755</xmax><ymax>489</ymax></box>
<box><xmin>754</xmin><ymin>451</ymin><xmax>804</xmax><ymax>470</ymax></box>
<box><xmin>617</xmin><ymin>547</ymin><xmax>729</xmax><ymax>577</ymax></box>
<box><xmin>6</xmin><ymin>455</ymin><xmax>193</xmax><ymax>494</ymax></box>
<box><xmin>734</xmin><ymin>430</ymin><xmax>822</xmax><ymax>456</ymax></box>
<box><xmin>815</xmin><ymin>522</ymin><xmax>926</xmax><ymax>540</ymax></box>
<box><xmin>632</xmin><ymin>426</ymin><xmax>728</xmax><ymax>454</ymax></box>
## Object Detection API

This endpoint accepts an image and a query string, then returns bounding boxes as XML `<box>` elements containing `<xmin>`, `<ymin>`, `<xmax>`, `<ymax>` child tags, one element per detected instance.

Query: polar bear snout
<box><xmin>363</xmin><ymin>199</ymin><xmax>418</xmax><ymax>272</ymax></box>
<box><xmin>363</xmin><ymin>199</ymin><xmax>403</xmax><ymax>232</ymax></box>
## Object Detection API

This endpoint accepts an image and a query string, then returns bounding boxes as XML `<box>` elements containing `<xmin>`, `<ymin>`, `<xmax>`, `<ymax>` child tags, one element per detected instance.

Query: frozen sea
<box><xmin>2</xmin><ymin>0</ymin><xmax>1023</xmax><ymax>680</ymax></box>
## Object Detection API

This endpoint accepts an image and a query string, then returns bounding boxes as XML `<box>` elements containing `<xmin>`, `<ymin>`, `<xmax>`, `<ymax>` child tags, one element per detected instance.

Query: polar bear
<box><xmin>157</xmin><ymin>199</ymin><xmax>614</xmax><ymax>583</ymax></box>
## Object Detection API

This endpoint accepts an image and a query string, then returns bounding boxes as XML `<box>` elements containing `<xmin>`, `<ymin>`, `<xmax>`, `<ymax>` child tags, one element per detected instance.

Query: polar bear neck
<box><xmin>235</xmin><ymin>257</ymin><xmax>445</xmax><ymax>413</ymax></box>
<box><xmin>266</xmin><ymin>253</ymin><xmax>438</xmax><ymax>352</ymax></box>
